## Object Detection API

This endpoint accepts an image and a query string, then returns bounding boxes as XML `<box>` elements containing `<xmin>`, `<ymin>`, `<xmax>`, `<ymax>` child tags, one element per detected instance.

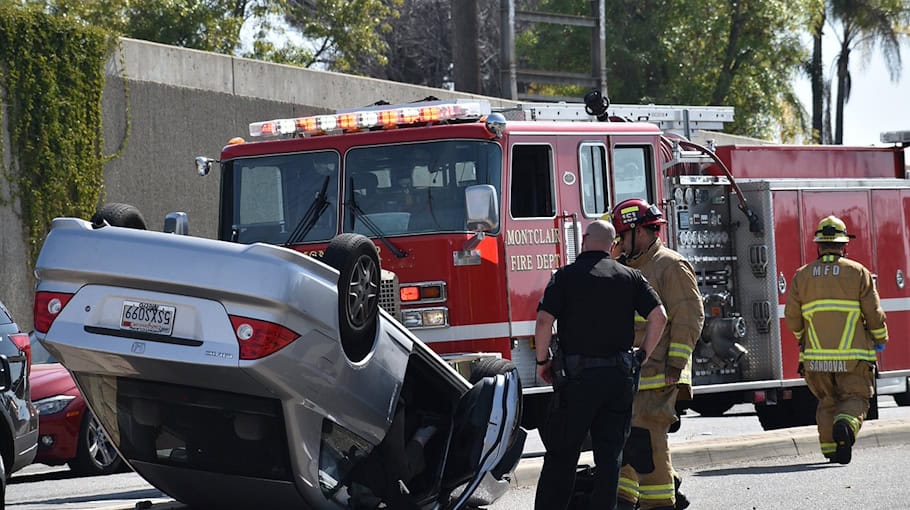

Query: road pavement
<box><xmin>509</xmin><ymin>415</ymin><xmax>910</xmax><ymax>488</ymax></box>
<box><xmin>12</xmin><ymin>407</ymin><xmax>909</xmax><ymax>509</ymax></box>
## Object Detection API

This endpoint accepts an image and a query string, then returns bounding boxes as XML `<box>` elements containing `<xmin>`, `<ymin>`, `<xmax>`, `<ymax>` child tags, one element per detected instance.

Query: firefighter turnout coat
<box><xmin>626</xmin><ymin>238</ymin><xmax>704</xmax><ymax>397</ymax></box>
<box><xmin>784</xmin><ymin>253</ymin><xmax>888</xmax><ymax>372</ymax></box>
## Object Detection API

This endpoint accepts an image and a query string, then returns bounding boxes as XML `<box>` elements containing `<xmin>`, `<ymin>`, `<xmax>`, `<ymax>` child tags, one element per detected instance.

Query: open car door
<box><xmin>438</xmin><ymin>367</ymin><xmax>526</xmax><ymax>509</ymax></box>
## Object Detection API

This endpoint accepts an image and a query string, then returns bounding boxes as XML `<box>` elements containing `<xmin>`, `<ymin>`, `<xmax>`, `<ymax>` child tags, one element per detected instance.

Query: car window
<box><xmin>0</xmin><ymin>324</ymin><xmax>21</xmax><ymax>358</ymax></box>
<box><xmin>0</xmin><ymin>301</ymin><xmax>11</xmax><ymax>325</ymax></box>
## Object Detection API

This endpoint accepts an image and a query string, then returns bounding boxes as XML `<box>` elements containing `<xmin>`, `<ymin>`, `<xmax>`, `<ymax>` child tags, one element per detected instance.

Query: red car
<box><xmin>29</xmin><ymin>336</ymin><xmax>123</xmax><ymax>475</ymax></box>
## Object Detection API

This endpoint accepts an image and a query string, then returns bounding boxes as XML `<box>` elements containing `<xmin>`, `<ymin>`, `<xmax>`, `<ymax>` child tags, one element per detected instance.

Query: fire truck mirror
<box><xmin>194</xmin><ymin>156</ymin><xmax>217</xmax><ymax>176</ymax></box>
<box><xmin>465</xmin><ymin>184</ymin><xmax>499</xmax><ymax>232</ymax></box>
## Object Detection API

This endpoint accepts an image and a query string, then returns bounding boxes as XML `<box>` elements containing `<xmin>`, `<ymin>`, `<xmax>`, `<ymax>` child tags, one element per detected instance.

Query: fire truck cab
<box><xmin>195</xmin><ymin>98</ymin><xmax>910</xmax><ymax>431</ymax></box>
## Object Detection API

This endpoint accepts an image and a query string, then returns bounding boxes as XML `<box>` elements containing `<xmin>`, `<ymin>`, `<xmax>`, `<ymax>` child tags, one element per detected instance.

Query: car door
<box><xmin>0</xmin><ymin>302</ymin><xmax>39</xmax><ymax>470</ymax></box>
<box><xmin>438</xmin><ymin>366</ymin><xmax>525</xmax><ymax>509</ymax></box>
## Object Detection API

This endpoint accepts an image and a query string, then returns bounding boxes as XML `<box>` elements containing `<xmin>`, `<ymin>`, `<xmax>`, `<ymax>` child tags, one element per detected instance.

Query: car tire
<box><xmin>468</xmin><ymin>358</ymin><xmax>516</xmax><ymax>384</ymax></box>
<box><xmin>91</xmin><ymin>202</ymin><xmax>148</xmax><ymax>230</ymax></box>
<box><xmin>0</xmin><ymin>450</ymin><xmax>6</xmax><ymax>509</ymax></box>
<box><xmin>68</xmin><ymin>412</ymin><xmax>123</xmax><ymax>476</ymax></box>
<box><xmin>323</xmin><ymin>233</ymin><xmax>380</xmax><ymax>363</ymax></box>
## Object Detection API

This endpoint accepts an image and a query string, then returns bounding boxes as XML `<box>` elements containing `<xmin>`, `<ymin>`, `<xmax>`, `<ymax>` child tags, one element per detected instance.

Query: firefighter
<box><xmin>534</xmin><ymin>219</ymin><xmax>667</xmax><ymax>510</ymax></box>
<box><xmin>784</xmin><ymin>215</ymin><xmax>888</xmax><ymax>465</ymax></box>
<box><xmin>606</xmin><ymin>198</ymin><xmax>704</xmax><ymax>510</ymax></box>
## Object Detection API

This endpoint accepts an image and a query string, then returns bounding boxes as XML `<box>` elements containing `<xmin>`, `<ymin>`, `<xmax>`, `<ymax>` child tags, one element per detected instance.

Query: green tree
<box><xmin>24</xmin><ymin>0</ymin><xmax>396</xmax><ymax>72</ymax></box>
<box><xmin>512</xmin><ymin>0</ymin><xmax>813</xmax><ymax>140</ymax></box>
<box><xmin>828</xmin><ymin>0</ymin><xmax>910</xmax><ymax>144</ymax></box>
<box><xmin>276</xmin><ymin>0</ymin><xmax>401</xmax><ymax>71</ymax></box>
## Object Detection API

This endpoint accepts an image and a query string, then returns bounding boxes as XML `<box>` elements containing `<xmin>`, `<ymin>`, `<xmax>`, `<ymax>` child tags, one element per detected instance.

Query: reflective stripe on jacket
<box><xmin>627</xmin><ymin>239</ymin><xmax>704</xmax><ymax>391</ymax></box>
<box><xmin>784</xmin><ymin>253</ymin><xmax>888</xmax><ymax>371</ymax></box>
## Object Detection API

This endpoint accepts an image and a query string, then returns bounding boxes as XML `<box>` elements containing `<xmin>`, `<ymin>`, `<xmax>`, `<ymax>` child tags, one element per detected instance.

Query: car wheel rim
<box><xmin>87</xmin><ymin>415</ymin><xmax>118</xmax><ymax>469</ymax></box>
<box><xmin>346</xmin><ymin>254</ymin><xmax>379</xmax><ymax>327</ymax></box>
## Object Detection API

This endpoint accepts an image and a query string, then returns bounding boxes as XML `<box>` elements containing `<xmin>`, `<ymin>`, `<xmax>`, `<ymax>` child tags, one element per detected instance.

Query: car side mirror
<box><xmin>465</xmin><ymin>184</ymin><xmax>499</xmax><ymax>232</ymax></box>
<box><xmin>0</xmin><ymin>355</ymin><xmax>12</xmax><ymax>392</ymax></box>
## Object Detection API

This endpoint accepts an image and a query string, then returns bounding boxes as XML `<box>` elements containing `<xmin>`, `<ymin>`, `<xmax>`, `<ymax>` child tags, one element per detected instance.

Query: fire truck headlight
<box><xmin>401</xmin><ymin>308</ymin><xmax>448</xmax><ymax>329</ymax></box>
<box><xmin>421</xmin><ymin>309</ymin><xmax>447</xmax><ymax>327</ymax></box>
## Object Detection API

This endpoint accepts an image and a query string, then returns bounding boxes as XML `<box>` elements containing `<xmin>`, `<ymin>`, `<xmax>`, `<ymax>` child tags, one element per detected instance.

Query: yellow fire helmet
<box><xmin>813</xmin><ymin>215</ymin><xmax>855</xmax><ymax>243</ymax></box>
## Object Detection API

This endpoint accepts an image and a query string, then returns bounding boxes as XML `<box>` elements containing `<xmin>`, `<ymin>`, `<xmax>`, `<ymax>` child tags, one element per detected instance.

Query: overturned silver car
<box><xmin>33</xmin><ymin>217</ymin><xmax>524</xmax><ymax>509</ymax></box>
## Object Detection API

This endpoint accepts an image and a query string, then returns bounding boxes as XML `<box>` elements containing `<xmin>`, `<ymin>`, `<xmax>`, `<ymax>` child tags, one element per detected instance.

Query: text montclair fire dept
<box><xmin>506</xmin><ymin>228</ymin><xmax>561</xmax><ymax>272</ymax></box>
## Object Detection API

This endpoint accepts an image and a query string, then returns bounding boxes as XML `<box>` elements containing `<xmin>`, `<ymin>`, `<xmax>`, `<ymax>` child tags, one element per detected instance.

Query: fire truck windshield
<box><xmin>343</xmin><ymin>140</ymin><xmax>502</xmax><ymax>236</ymax></box>
<box><xmin>220</xmin><ymin>151</ymin><xmax>341</xmax><ymax>244</ymax></box>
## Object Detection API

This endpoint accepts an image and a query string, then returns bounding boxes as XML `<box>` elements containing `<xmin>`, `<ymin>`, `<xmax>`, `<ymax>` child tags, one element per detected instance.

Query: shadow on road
<box><xmin>694</xmin><ymin>461</ymin><xmax>839</xmax><ymax>476</ymax></box>
<box><xmin>10</xmin><ymin>488</ymin><xmax>165</xmax><ymax>507</ymax></box>
<box><xmin>9</xmin><ymin>469</ymin><xmax>83</xmax><ymax>484</ymax></box>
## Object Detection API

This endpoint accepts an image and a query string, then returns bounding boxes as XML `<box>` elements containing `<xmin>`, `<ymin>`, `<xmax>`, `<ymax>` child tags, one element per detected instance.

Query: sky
<box><xmin>793</xmin><ymin>35</ymin><xmax>909</xmax><ymax>147</ymax></box>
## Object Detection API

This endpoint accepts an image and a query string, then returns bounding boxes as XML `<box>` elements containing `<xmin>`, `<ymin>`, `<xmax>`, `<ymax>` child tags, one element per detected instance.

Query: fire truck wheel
<box><xmin>91</xmin><ymin>202</ymin><xmax>148</xmax><ymax>230</ymax></box>
<box><xmin>894</xmin><ymin>390</ymin><xmax>910</xmax><ymax>406</ymax></box>
<box><xmin>323</xmin><ymin>233</ymin><xmax>380</xmax><ymax>363</ymax></box>
<box><xmin>688</xmin><ymin>394</ymin><xmax>737</xmax><ymax>417</ymax></box>
<box><xmin>468</xmin><ymin>358</ymin><xmax>517</xmax><ymax>384</ymax></box>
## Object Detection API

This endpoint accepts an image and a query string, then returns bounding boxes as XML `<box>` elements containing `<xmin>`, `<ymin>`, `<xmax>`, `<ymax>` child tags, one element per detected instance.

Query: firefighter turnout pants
<box><xmin>618</xmin><ymin>385</ymin><xmax>678</xmax><ymax>510</ymax></box>
<box><xmin>804</xmin><ymin>362</ymin><xmax>874</xmax><ymax>458</ymax></box>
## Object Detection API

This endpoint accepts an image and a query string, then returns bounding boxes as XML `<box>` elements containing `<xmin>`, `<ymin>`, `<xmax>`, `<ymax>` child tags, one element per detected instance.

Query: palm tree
<box><xmin>808</xmin><ymin>4</ymin><xmax>826</xmax><ymax>143</ymax></box>
<box><xmin>828</xmin><ymin>0</ymin><xmax>909</xmax><ymax>144</ymax></box>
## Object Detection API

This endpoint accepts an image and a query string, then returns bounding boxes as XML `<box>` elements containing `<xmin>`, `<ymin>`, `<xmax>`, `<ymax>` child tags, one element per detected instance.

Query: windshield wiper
<box><xmin>285</xmin><ymin>176</ymin><xmax>330</xmax><ymax>246</ymax></box>
<box><xmin>346</xmin><ymin>177</ymin><xmax>408</xmax><ymax>258</ymax></box>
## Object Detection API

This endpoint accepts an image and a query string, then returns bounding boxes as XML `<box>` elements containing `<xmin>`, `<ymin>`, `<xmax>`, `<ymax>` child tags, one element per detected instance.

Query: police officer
<box><xmin>784</xmin><ymin>215</ymin><xmax>888</xmax><ymax>464</ymax></box>
<box><xmin>608</xmin><ymin>198</ymin><xmax>703</xmax><ymax>510</ymax></box>
<box><xmin>534</xmin><ymin>219</ymin><xmax>667</xmax><ymax>510</ymax></box>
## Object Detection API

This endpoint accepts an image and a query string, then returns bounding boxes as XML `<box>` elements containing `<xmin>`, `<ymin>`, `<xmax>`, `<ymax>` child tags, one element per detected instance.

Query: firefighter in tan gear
<box><xmin>784</xmin><ymin>215</ymin><xmax>888</xmax><ymax>464</ymax></box>
<box><xmin>606</xmin><ymin>199</ymin><xmax>704</xmax><ymax>510</ymax></box>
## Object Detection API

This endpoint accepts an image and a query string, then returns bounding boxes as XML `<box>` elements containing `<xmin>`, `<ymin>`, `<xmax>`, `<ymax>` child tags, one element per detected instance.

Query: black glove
<box><xmin>634</xmin><ymin>348</ymin><xmax>647</xmax><ymax>365</ymax></box>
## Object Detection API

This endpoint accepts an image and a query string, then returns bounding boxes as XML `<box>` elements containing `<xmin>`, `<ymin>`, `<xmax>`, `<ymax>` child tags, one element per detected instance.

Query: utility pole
<box><xmin>452</xmin><ymin>0</ymin><xmax>482</xmax><ymax>94</ymax></box>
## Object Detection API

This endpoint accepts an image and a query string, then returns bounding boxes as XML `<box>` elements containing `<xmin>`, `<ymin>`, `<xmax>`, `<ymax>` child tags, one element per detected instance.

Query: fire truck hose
<box><xmin>675</xmin><ymin>138</ymin><xmax>764</xmax><ymax>235</ymax></box>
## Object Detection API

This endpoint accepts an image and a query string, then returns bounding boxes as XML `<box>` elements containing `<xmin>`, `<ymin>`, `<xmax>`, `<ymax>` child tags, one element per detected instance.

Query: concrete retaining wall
<box><xmin>1</xmin><ymin>38</ymin><xmax>516</xmax><ymax>327</ymax></box>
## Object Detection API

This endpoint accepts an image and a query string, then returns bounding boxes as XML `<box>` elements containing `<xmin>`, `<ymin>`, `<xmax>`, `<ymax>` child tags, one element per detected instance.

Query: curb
<box><xmin>509</xmin><ymin>417</ymin><xmax>910</xmax><ymax>488</ymax></box>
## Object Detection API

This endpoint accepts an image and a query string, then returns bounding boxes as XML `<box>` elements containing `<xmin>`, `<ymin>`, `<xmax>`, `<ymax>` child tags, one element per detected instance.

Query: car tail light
<box><xmin>34</xmin><ymin>291</ymin><xmax>75</xmax><ymax>334</ymax></box>
<box><xmin>229</xmin><ymin>316</ymin><xmax>300</xmax><ymax>360</ymax></box>
<box><xmin>8</xmin><ymin>333</ymin><xmax>31</xmax><ymax>368</ymax></box>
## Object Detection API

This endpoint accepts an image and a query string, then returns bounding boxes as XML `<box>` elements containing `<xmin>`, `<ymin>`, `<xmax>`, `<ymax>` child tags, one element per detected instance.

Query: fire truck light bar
<box><xmin>249</xmin><ymin>100</ymin><xmax>492</xmax><ymax>138</ymax></box>
<box><xmin>881</xmin><ymin>130</ymin><xmax>910</xmax><ymax>144</ymax></box>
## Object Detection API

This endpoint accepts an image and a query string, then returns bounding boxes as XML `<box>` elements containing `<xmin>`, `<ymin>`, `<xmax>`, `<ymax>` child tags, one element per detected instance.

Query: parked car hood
<box><xmin>30</xmin><ymin>363</ymin><xmax>77</xmax><ymax>399</ymax></box>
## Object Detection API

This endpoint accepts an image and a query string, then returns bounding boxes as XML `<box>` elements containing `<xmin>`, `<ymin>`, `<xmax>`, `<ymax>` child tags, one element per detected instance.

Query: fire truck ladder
<box><xmin>499</xmin><ymin>102</ymin><xmax>735</xmax><ymax>138</ymax></box>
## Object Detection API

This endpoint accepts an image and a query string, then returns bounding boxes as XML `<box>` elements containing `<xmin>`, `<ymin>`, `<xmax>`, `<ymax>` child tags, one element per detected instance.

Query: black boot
<box><xmin>615</xmin><ymin>500</ymin><xmax>638</xmax><ymax>510</ymax></box>
<box><xmin>833</xmin><ymin>420</ymin><xmax>855</xmax><ymax>465</ymax></box>
<box><xmin>674</xmin><ymin>473</ymin><xmax>690</xmax><ymax>509</ymax></box>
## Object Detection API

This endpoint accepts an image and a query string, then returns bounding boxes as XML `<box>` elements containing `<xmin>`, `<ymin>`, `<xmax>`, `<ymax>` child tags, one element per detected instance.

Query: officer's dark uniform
<box><xmin>534</xmin><ymin>250</ymin><xmax>662</xmax><ymax>510</ymax></box>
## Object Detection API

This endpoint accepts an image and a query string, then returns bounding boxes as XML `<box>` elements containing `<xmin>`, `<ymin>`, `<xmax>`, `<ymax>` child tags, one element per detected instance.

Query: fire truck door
<box><xmin>870</xmin><ymin>190</ymin><xmax>910</xmax><ymax>370</ymax></box>
<box><xmin>503</xmin><ymin>140</ymin><xmax>562</xmax><ymax>338</ymax></box>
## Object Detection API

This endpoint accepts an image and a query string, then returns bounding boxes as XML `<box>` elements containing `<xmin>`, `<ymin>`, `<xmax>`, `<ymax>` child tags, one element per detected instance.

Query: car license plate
<box><xmin>120</xmin><ymin>301</ymin><xmax>176</xmax><ymax>336</ymax></box>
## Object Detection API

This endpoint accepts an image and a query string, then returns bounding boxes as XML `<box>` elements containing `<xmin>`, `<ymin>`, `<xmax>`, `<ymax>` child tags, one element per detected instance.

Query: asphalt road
<box><xmin>8</xmin><ymin>397</ymin><xmax>908</xmax><ymax>509</ymax></box>
<box><xmin>489</xmin><ymin>443</ymin><xmax>910</xmax><ymax>509</ymax></box>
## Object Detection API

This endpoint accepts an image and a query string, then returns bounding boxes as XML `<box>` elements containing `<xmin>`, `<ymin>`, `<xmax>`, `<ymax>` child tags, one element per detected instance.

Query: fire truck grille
<box><xmin>379</xmin><ymin>270</ymin><xmax>400</xmax><ymax>321</ymax></box>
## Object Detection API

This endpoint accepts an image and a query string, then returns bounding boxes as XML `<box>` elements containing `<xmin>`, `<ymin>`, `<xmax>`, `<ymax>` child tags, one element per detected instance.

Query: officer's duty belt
<box><xmin>564</xmin><ymin>351</ymin><xmax>627</xmax><ymax>371</ymax></box>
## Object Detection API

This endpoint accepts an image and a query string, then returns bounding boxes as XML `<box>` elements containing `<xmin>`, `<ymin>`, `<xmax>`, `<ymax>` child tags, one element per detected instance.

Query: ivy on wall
<box><xmin>0</xmin><ymin>5</ymin><xmax>113</xmax><ymax>267</ymax></box>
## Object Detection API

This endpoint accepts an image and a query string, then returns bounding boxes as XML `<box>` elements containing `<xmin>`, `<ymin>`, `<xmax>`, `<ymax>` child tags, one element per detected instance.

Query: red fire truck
<box><xmin>192</xmin><ymin>97</ymin><xmax>910</xmax><ymax>431</ymax></box>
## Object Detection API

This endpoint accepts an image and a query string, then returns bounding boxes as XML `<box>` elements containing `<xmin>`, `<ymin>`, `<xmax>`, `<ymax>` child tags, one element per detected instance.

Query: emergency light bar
<box><xmin>249</xmin><ymin>100</ymin><xmax>492</xmax><ymax>138</ymax></box>
<box><xmin>881</xmin><ymin>130</ymin><xmax>910</xmax><ymax>144</ymax></box>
